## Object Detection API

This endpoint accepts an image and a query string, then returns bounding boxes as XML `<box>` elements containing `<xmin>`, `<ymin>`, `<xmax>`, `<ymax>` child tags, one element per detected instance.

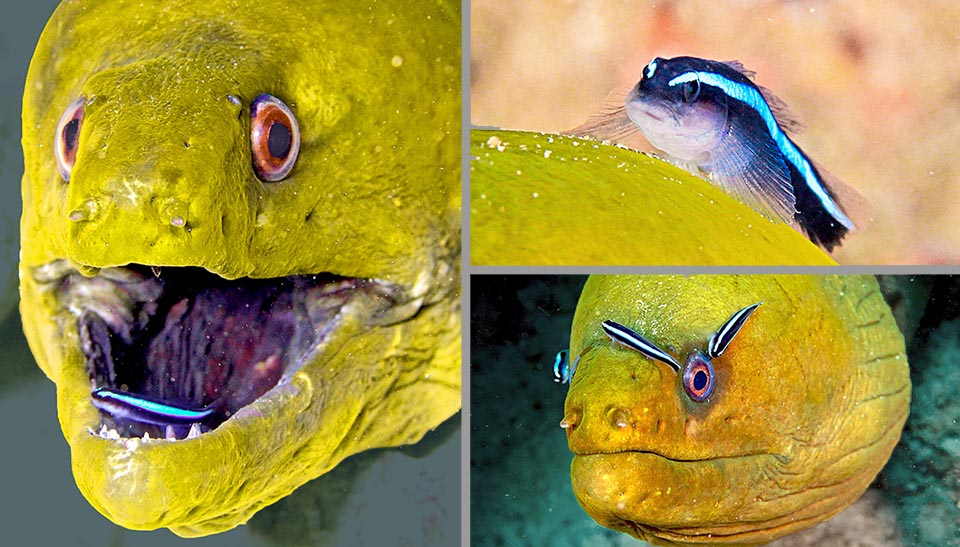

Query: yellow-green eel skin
<box><xmin>470</xmin><ymin>130</ymin><xmax>836</xmax><ymax>266</ymax></box>
<box><xmin>20</xmin><ymin>0</ymin><xmax>460</xmax><ymax>537</ymax></box>
<box><xmin>565</xmin><ymin>275</ymin><xmax>910</xmax><ymax>546</ymax></box>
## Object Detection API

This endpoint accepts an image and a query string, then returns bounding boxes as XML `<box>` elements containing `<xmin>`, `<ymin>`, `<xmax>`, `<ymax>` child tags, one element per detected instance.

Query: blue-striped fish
<box><xmin>599</xmin><ymin>302</ymin><xmax>761</xmax><ymax>402</ymax></box>
<box><xmin>91</xmin><ymin>387</ymin><xmax>216</xmax><ymax>427</ymax></box>
<box><xmin>553</xmin><ymin>349</ymin><xmax>580</xmax><ymax>384</ymax></box>
<box><xmin>576</xmin><ymin>56</ymin><xmax>869</xmax><ymax>251</ymax></box>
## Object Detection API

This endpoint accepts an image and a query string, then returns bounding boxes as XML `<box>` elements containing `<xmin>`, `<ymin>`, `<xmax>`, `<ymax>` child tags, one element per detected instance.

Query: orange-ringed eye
<box><xmin>682</xmin><ymin>352</ymin><xmax>715</xmax><ymax>402</ymax></box>
<box><xmin>250</xmin><ymin>94</ymin><xmax>300</xmax><ymax>182</ymax></box>
<box><xmin>55</xmin><ymin>96</ymin><xmax>85</xmax><ymax>182</ymax></box>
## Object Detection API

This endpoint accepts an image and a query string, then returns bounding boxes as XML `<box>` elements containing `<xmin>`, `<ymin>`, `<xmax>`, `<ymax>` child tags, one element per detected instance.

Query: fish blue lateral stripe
<box><xmin>601</xmin><ymin>320</ymin><xmax>681</xmax><ymax>372</ymax></box>
<box><xmin>708</xmin><ymin>302</ymin><xmax>762</xmax><ymax>358</ymax></box>
<box><xmin>91</xmin><ymin>387</ymin><xmax>215</xmax><ymax>424</ymax></box>
<box><xmin>667</xmin><ymin>71</ymin><xmax>853</xmax><ymax>230</ymax></box>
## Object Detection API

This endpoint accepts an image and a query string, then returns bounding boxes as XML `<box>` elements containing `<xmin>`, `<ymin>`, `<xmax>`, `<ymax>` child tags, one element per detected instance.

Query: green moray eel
<box><xmin>563</xmin><ymin>275</ymin><xmax>909</xmax><ymax>546</ymax></box>
<box><xmin>20</xmin><ymin>0</ymin><xmax>460</xmax><ymax>537</ymax></box>
<box><xmin>470</xmin><ymin>130</ymin><xmax>835</xmax><ymax>266</ymax></box>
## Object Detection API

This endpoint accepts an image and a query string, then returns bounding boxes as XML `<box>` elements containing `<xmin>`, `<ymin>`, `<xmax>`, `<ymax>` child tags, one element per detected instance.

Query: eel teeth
<box><xmin>94</xmin><ymin>425</ymin><xmax>122</xmax><ymax>440</ymax></box>
<box><xmin>91</xmin><ymin>422</ymin><xmax>205</xmax><ymax>442</ymax></box>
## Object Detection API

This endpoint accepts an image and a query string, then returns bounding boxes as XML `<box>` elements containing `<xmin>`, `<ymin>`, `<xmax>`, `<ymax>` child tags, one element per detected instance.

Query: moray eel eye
<box><xmin>250</xmin><ymin>93</ymin><xmax>300</xmax><ymax>181</ymax></box>
<box><xmin>682</xmin><ymin>351</ymin><xmax>715</xmax><ymax>402</ymax></box>
<box><xmin>54</xmin><ymin>96</ymin><xmax>85</xmax><ymax>182</ymax></box>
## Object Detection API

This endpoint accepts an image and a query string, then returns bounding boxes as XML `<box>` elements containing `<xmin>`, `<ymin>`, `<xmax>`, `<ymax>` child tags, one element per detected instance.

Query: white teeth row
<box><xmin>94</xmin><ymin>425</ymin><xmax>122</xmax><ymax>440</ymax></box>
<box><xmin>91</xmin><ymin>423</ymin><xmax>203</xmax><ymax>441</ymax></box>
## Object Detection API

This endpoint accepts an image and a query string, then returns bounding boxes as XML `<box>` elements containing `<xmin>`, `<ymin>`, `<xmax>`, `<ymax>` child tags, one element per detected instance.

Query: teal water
<box><xmin>0</xmin><ymin>1</ymin><xmax>58</xmax><ymax>323</ymax></box>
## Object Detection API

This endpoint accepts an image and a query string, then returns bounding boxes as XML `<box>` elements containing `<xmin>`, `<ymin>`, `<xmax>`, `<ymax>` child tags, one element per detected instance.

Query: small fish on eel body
<box><xmin>553</xmin><ymin>349</ymin><xmax>581</xmax><ymax>384</ymax></box>
<box><xmin>573</xmin><ymin>56</ymin><xmax>872</xmax><ymax>252</ymax></box>
<box><xmin>90</xmin><ymin>387</ymin><xmax>217</xmax><ymax>440</ymax></box>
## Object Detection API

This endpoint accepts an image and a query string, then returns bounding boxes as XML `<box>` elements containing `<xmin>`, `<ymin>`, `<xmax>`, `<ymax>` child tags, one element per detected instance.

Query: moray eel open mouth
<box><xmin>37</xmin><ymin>261</ymin><xmax>403</xmax><ymax>441</ymax></box>
<box><xmin>23</xmin><ymin>255</ymin><xmax>457</xmax><ymax>537</ymax></box>
<box><xmin>21</xmin><ymin>0</ymin><xmax>461</xmax><ymax>537</ymax></box>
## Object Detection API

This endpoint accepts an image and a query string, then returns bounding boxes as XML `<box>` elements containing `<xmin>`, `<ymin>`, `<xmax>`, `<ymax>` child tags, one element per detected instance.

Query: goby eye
<box><xmin>681</xmin><ymin>79</ymin><xmax>700</xmax><ymax>102</ymax></box>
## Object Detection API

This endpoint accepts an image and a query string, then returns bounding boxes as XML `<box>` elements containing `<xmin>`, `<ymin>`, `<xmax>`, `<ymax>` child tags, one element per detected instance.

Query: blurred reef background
<box><xmin>470</xmin><ymin>275</ymin><xmax>960</xmax><ymax>546</ymax></box>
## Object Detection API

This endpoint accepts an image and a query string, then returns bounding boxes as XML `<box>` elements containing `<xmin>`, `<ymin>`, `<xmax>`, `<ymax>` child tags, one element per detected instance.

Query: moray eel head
<box><xmin>20</xmin><ymin>0</ymin><xmax>460</xmax><ymax>537</ymax></box>
<box><xmin>563</xmin><ymin>275</ymin><xmax>909</xmax><ymax>546</ymax></box>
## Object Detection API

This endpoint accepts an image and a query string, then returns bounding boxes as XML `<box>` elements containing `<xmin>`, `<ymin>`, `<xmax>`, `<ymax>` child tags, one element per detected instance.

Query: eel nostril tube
<box><xmin>609</xmin><ymin>407</ymin><xmax>631</xmax><ymax>429</ymax></box>
<box><xmin>560</xmin><ymin>406</ymin><xmax>582</xmax><ymax>430</ymax></box>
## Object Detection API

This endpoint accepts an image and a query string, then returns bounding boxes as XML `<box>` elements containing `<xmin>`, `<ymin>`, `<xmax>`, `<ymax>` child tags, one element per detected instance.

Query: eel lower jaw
<box><xmin>33</xmin><ymin>260</ymin><xmax>422</xmax><ymax>444</ymax></box>
<box><xmin>572</xmin><ymin>451</ymin><xmax>793</xmax><ymax>546</ymax></box>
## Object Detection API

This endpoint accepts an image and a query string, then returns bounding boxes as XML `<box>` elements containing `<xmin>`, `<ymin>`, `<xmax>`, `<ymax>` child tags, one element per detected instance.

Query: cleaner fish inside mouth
<box><xmin>43</xmin><ymin>262</ymin><xmax>389</xmax><ymax>442</ymax></box>
<box><xmin>91</xmin><ymin>387</ymin><xmax>216</xmax><ymax>440</ymax></box>
<box><xmin>573</xmin><ymin>55</ymin><xmax>871</xmax><ymax>252</ymax></box>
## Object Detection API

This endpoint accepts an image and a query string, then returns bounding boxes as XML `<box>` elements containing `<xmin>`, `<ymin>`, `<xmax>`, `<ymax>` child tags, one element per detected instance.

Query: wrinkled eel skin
<box><xmin>564</xmin><ymin>275</ymin><xmax>909</xmax><ymax>546</ymax></box>
<box><xmin>20</xmin><ymin>0</ymin><xmax>460</xmax><ymax>537</ymax></box>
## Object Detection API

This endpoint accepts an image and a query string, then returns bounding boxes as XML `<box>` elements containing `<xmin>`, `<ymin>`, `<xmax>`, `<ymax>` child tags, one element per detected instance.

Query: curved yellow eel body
<box><xmin>20</xmin><ymin>0</ymin><xmax>460</xmax><ymax>537</ymax></box>
<box><xmin>564</xmin><ymin>275</ymin><xmax>910</xmax><ymax>546</ymax></box>
<box><xmin>470</xmin><ymin>130</ymin><xmax>837</xmax><ymax>266</ymax></box>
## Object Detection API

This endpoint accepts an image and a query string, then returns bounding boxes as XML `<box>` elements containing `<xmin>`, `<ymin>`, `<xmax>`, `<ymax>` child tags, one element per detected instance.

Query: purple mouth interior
<box><xmin>74</xmin><ymin>266</ymin><xmax>363</xmax><ymax>439</ymax></box>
